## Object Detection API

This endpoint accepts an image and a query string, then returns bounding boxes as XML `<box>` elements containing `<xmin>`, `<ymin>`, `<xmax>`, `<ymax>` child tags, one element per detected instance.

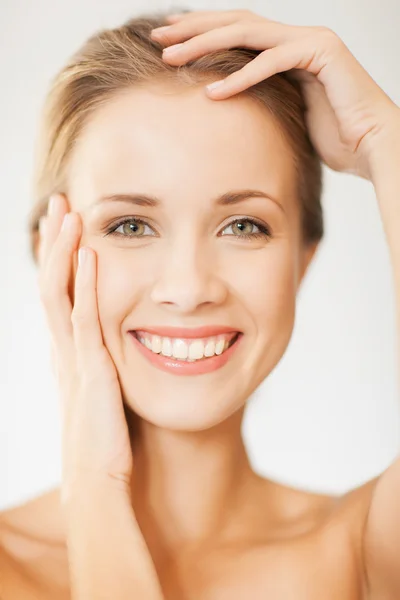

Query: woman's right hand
<box><xmin>37</xmin><ymin>194</ymin><xmax>164</xmax><ymax>598</ymax></box>
<box><xmin>37</xmin><ymin>193</ymin><xmax>134</xmax><ymax>506</ymax></box>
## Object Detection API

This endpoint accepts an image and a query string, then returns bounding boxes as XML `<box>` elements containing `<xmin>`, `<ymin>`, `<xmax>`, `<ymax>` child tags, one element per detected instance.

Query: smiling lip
<box><xmin>129</xmin><ymin>325</ymin><xmax>241</xmax><ymax>339</ymax></box>
<box><xmin>129</xmin><ymin>331</ymin><xmax>243</xmax><ymax>376</ymax></box>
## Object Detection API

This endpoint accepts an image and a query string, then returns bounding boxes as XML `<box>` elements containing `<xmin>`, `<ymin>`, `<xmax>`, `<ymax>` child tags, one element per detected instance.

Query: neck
<box><xmin>127</xmin><ymin>407</ymin><xmax>259</xmax><ymax>562</ymax></box>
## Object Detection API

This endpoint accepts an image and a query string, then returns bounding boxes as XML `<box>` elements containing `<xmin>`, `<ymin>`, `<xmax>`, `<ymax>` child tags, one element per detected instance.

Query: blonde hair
<box><xmin>28</xmin><ymin>8</ymin><xmax>323</xmax><ymax>261</ymax></box>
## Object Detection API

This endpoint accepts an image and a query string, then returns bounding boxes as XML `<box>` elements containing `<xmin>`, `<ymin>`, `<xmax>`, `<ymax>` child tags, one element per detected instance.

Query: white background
<box><xmin>1</xmin><ymin>0</ymin><xmax>399</xmax><ymax>510</ymax></box>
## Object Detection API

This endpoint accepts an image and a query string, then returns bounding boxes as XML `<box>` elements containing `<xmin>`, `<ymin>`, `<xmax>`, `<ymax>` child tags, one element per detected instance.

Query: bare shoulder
<box><xmin>285</xmin><ymin>473</ymin><xmax>379</xmax><ymax>551</ymax></box>
<box><xmin>0</xmin><ymin>488</ymin><xmax>69</xmax><ymax>599</ymax></box>
<box><xmin>256</xmin><ymin>472</ymin><xmax>378</xmax><ymax>530</ymax></box>
<box><xmin>321</xmin><ymin>475</ymin><xmax>381</xmax><ymax>597</ymax></box>
<box><xmin>321</xmin><ymin>474</ymin><xmax>379</xmax><ymax>563</ymax></box>
<box><xmin>0</xmin><ymin>478</ymin><xmax>381</xmax><ymax>600</ymax></box>
<box><xmin>251</xmin><ymin>474</ymin><xmax>380</xmax><ymax>598</ymax></box>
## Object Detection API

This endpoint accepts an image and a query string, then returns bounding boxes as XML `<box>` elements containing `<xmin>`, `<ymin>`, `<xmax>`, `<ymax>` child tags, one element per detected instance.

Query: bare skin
<box><xmin>3</xmin><ymin>9</ymin><xmax>400</xmax><ymax>600</ymax></box>
<box><xmin>0</xmin><ymin>410</ymin><xmax>376</xmax><ymax>600</ymax></box>
<box><xmin>0</xmin><ymin>471</ymin><xmax>376</xmax><ymax>599</ymax></box>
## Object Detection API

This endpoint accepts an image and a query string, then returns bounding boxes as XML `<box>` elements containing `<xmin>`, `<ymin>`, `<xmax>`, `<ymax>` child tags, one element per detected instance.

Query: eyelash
<box><xmin>103</xmin><ymin>217</ymin><xmax>272</xmax><ymax>242</ymax></box>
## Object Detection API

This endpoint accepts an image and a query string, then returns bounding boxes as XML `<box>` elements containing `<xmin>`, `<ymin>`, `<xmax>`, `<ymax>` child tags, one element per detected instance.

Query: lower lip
<box><xmin>129</xmin><ymin>332</ymin><xmax>243</xmax><ymax>376</ymax></box>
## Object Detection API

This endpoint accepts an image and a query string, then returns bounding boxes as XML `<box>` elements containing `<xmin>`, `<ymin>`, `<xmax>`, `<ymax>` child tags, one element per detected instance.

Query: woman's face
<box><xmin>66</xmin><ymin>83</ymin><xmax>316</xmax><ymax>431</ymax></box>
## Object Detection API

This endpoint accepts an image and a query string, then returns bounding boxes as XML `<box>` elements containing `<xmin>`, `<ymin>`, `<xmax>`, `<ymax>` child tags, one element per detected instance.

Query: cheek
<box><xmin>95</xmin><ymin>253</ymin><xmax>141</xmax><ymax>334</ymax></box>
<box><xmin>229</xmin><ymin>243</ymin><xmax>297</xmax><ymax>331</ymax></box>
<box><xmin>260</xmin><ymin>256</ymin><xmax>296</xmax><ymax>324</ymax></box>
<box><xmin>243</xmin><ymin>245</ymin><xmax>298</xmax><ymax>382</ymax></box>
<box><xmin>93</xmin><ymin>242</ymin><xmax>297</xmax><ymax>347</ymax></box>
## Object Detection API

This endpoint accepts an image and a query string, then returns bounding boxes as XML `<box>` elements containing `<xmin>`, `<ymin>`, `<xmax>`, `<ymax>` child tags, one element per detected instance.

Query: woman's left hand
<box><xmin>151</xmin><ymin>9</ymin><xmax>400</xmax><ymax>180</ymax></box>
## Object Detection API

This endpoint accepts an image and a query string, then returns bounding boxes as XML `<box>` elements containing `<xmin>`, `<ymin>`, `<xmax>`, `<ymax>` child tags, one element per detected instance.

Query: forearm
<box><xmin>367</xmin><ymin>115</ymin><xmax>400</xmax><ymax>377</ymax></box>
<box><xmin>65</xmin><ymin>483</ymin><xmax>164</xmax><ymax>600</ymax></box>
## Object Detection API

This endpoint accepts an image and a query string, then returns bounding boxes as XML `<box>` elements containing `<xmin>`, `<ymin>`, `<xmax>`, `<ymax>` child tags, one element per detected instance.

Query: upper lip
<box><xmin>130</xmin><ymin>325</ymin><xmax>241</xmax><ymax>339</ymax></box>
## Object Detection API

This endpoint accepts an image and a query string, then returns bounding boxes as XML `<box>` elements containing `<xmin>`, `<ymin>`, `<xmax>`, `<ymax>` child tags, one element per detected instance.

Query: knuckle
<box><xmin>314</xmin><ymin>25</ymin><xmax>332</xmax><ymax>35</ymax></box>
<box><xmin>235</xmin><ymin>9</ymin><xmax>253</xmax><ymax>17</ymax></box>
<box><xmin>159</xmin><ymin>31</ymin><xmax>176</xmax><ymax>45</ymax></box>
<box><xmin>316</xmin><ymin>26</ymin><xmax>342</xmax><ymax>47</ymax></box>
<box><xmin>242</xmin><ymin>20</ymin><xmax>262</xmax><ymax>46</ymax></box>
<box><xmin>236</xmin><ymin>21</ymin><xmax>252</xmax><ymax>46</ymax></box>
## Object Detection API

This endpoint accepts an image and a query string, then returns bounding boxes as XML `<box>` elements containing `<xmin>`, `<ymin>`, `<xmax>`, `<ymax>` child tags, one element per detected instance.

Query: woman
<box><xmin>1</xmin><ymin>7</ymin><xmax>399</xmax><ymax>599</ymax></box>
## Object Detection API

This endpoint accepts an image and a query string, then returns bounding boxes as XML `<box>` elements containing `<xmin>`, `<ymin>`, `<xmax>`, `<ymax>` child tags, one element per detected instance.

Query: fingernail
<box><xmin>206</xmin><ymin>80</ymin><xmax>225</xmax><ymax>93</ymax></box>
<box><xmin>78</xmin><ymin>247</ymin><xmax>88</xmax><ymax>268</ymax></box>
<box><xmin>61</xmin><ymin>213</ymin><xmax>74</xmax><ymax>232</ymax></box>
<box><xmin>163</xmin><ymin>43</ymin><xmax>183</xmax><ymax>55</ymax></box>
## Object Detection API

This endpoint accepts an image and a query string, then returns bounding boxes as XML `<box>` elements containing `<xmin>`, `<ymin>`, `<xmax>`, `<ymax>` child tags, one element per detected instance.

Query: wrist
<box><xmin>62</xmin><ymin>472</ymin><xmax>132</xmax><ymax>511</ymax></box>
<box><xmin>64</xmin><ymin>481</ymin><xmax>164</xmax><ymax>600</ymax></box>
<box><xmin>362</xmin><ymin>107</ymin><xmax>400</xmax><ymax>183</ymax></box>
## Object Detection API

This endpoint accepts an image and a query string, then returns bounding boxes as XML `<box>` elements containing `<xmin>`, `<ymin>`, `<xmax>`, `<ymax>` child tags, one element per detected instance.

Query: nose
<box><xmin>149</xmin><ymin>239</ymin><xmax>228</xmax><ymax>314</ymax></box>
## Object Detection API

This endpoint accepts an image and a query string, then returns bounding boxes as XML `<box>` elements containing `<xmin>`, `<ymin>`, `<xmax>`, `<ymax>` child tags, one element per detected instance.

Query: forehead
<box><xmin>67</xmin><ymin>83</ymin><xmax>297</xmax><ymax>211</ymax></box>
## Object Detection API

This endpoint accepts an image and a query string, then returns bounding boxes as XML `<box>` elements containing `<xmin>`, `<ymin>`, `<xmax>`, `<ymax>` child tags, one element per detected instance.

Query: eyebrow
<box><xmin>95</xmin><ymin>189</ymin><xmax>286</xmax><ymax>215</ymax></box>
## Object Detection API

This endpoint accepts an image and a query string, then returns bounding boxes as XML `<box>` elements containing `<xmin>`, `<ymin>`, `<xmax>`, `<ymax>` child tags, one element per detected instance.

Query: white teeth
<box><xmin>215</xmin><ymin>339</ymin><xmax>225</xmax><ymax>355</ymax></box>
<box><xmin>172</xmin><ymin>339</ymin><xmax>188</xmax><ymax>360</ymax></box>
<box><xmin>151</xmin><ymin>335</ymin><xmax>162</xmax><ymax>354</ymax></box>
<box><xmin>188</xmin><ymin>340</ymin><xmax>205</xmax><ymax>360</ymax></box>
<box><xmin>161</xmin><ymin>337</ymin><xmax>173</xmax><ymax>357</ymax></box>
<box><xmin>137</xmin><ymin>333</ymin><xmax>237</xmax><ymax>362</ymax></box>
<box><xmin>204</xmin><ymin>339</ymin><xmax>216</xmax><ymax>357</ymax></box>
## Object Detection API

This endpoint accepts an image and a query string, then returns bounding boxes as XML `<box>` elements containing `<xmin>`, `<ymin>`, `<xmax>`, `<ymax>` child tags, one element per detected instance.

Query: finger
<box><xmin>37</xmin><ymin>216</ymin><xmax>47</xmax><ymax>269</ymax></box>
<box><xmin>154</xmin><ymin>11</ymin><xmax>265</xmax><ymax>47</ymax></box>
<box><xmin>204</xmin><ymin>37</ymin><xmax>328</xmax><ymax>100</ymax></box>
<box><xmin>41</xmin><ymin>211</ymin><xmax>81</xmax><ymax>369</ymax></box>
<box><xmin>165</xmin><ymin>9</ymin><xmax>257</xmax><ymax>22</ymax></box>
<box><xmin>289</xmin><ymin>71</ymin><xmax>359</xmax><ymax>172</ymax></box>
<box><xmin>40</xmin><ymin>194</ymin><xmax>70</xmax><ymax>268</ymax></box>
<box><xmin>72</xmin><ymin>247</ymin><xmax>115</xmax><ymax>381</ymax></box>
<box><xmin>165</xmin><ymin>10</ymin><xmax>195</xmax><ymax>23</ymax></box>
<box><xmin>159</xmin><ymin>20</ymin><xmax>302</xmax><ymax>65</ymax></box>
<box><xmin>204</xmin><ymin>28</ymin><xmax>378</xmax><ymax>133</ymax></box>
<box><xmin>162</xmin><ymin>9</ymin><xmax>256</xmax><ymax>29</ymax></box>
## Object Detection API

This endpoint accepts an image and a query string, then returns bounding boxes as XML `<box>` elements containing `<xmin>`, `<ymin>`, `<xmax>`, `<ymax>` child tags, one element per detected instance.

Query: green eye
<box><xmin>106</xmin><ymin>218</ymin><xmax>155</xmax><ymax>238</ymax></box>
<box><xmin>221</xmin><ymin>218</ymin><xmax>272</xmax><ymax>240</ymax></box>
<box><xmin>105</xmin><ymin>216</ymin><xmax>272</xmax><ymax>241</ymax></box>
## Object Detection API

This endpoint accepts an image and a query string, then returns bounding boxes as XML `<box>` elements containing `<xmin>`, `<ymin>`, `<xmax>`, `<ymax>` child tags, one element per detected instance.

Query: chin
<box><xmin>120</xmin><ymin>375</ymin><xmax>250</xmax><ymax>433</ymax></box>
